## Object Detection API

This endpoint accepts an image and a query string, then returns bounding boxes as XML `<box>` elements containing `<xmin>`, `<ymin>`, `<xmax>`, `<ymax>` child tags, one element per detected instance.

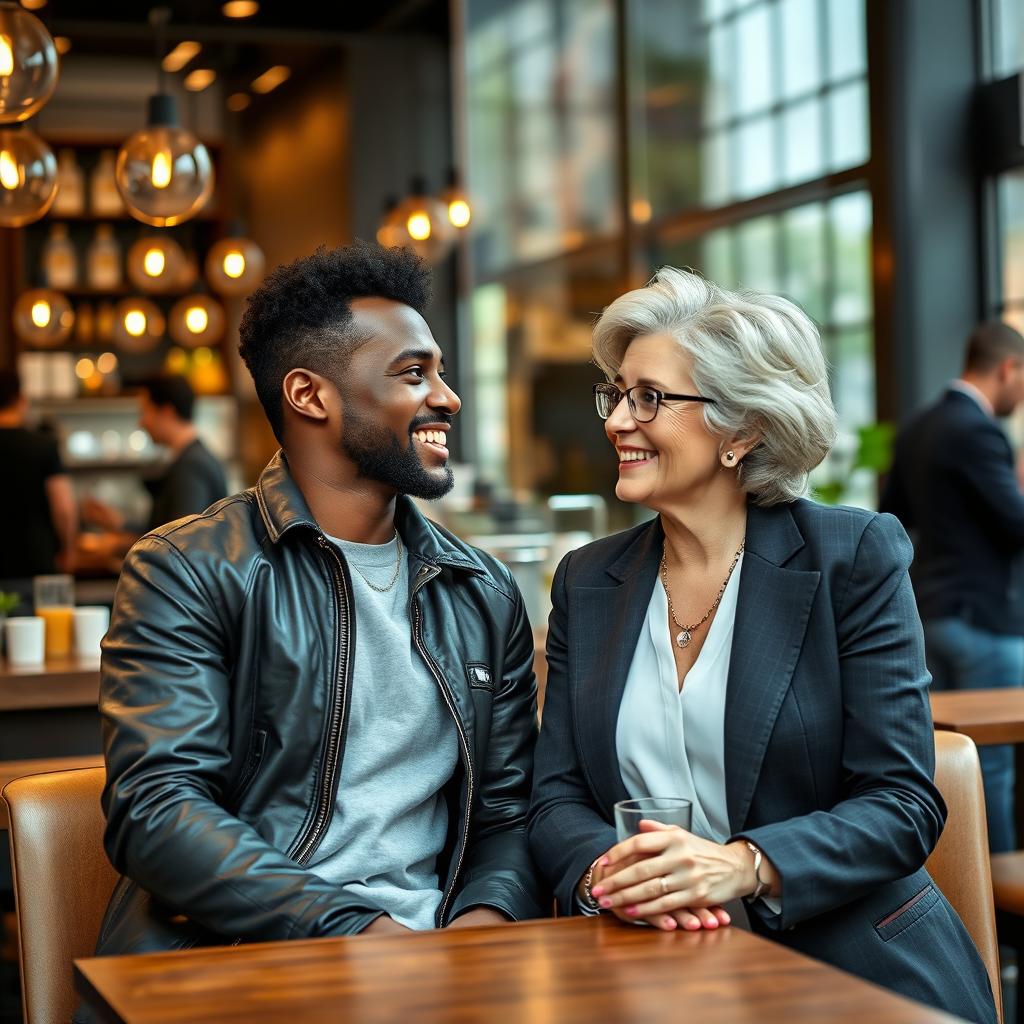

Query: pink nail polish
<box><xmin>599</xmin><ymin>897</ymin><xmax>612</xmax><ymax>909</ymax></box>
<box><xmin>600</xmin><ymin>857</ymin><xmax>610</xmax><ymax>866</ymax></box>
<box><xmin>591</xmin><ymin>886</ymin><xmax>604</xmax><ymax>897</ymax></box>
<box><xmin>625</xmin><ymin>906</ymin><xmax>638</xmax><ymax>916</ymax></box>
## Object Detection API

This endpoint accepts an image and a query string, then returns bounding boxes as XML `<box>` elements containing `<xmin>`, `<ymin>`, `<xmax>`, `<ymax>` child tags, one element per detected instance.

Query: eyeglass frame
<box><xmin>592</xmin><ymin>382</ymin><xmax>717</xmax><ymax>423</ymax></box>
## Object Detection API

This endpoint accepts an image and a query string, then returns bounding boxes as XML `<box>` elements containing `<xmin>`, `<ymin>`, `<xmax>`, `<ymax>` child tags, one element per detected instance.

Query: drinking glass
<box><xmin>614</xmin><ymin>797</ymin><xmax>692</xmax><ymax>841</ymax></box>
<box><xmin>33</xmin><ymin>573</ymin><xmax>74</xmax><ymax>660</ymax></box>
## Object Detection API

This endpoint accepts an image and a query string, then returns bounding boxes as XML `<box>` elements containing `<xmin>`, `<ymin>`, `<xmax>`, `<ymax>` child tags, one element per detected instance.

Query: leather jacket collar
<box><xmin>255</xmin><ymin>449</ymin><xmax>484</xmax><ymax>576</ymax></box>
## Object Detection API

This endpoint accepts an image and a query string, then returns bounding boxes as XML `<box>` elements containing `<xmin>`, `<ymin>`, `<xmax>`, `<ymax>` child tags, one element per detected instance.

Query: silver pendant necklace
<box><xmin>660</xmin><ymin>538</ymin><xmax>744</xmax><ymax>649</ymax></box>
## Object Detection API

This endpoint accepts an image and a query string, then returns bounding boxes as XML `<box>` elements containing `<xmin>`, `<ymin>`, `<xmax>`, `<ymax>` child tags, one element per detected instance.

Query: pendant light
<box><xmin>0</xmin><ymin>2</ymin><xmax>58</xmax><ymax>124</ymax></box>
<box><xmin>112</xmin><ymin>297</ymin><xmax>164</xmax><ymax>352</ymax></box>
<box><xmin>126</xmin><ymin>234</ymin><xmax>188</xmax><ymax>293</ymax></box>
<box><xmin>169</xmin><ymin>292</ymin><xmax>225</xmax><ymax>348</ymax></box>
<box><xmin>115</xmin><ymin>8</ymin><xmax>214</xmax><ymax>227</ymax></box>
<box><xmin>205</xmin><ymin>233</ymin><xmax>265</xmax><ymax>296</ymax></box>
<box><xmin>440</xmin><ymin>168</ymin><xmax>472</xmax><ymax>230</ymax></box>
<box><xmin>12</xmin><ymin>286</ymin><xmax>72</xmax><ymax>347</ymax></box>
<box><xmin>394</xmin><ymin>176</ymin><xmax>453</xmax><ymax>266</ymax></box>
<box><xmin>0</xmin><ymin>121</ymin><xmax>55</xmax><ymax>225</ymax></box>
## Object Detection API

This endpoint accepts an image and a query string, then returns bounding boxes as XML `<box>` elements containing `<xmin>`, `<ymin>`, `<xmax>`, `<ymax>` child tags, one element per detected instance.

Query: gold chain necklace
<box><xmin>659</xmin><ymin>538</ymin><xmax>745</xmax><ymax>650</ymax></box>
<box><xmin>350</xmin><ymin>533</ymin><xmax>404</xmax><ymax>593</ymax></box>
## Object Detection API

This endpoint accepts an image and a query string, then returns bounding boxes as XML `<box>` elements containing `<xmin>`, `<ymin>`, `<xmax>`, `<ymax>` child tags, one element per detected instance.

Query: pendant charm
<box><xmin>675</xmin><ymin>629</ymin><xmax>692</xmax><ymax>649</ymax></box>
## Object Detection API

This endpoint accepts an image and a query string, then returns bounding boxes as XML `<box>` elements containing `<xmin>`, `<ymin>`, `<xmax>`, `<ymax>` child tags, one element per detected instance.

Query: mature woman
<box><xmin>527</xmin><ymin>268</ymin><xmax>995</xmax><ymax>1023</ymax></box>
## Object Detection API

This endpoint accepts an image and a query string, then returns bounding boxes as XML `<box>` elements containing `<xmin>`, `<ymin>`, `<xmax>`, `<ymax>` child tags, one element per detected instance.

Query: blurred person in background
<box><xmin>881</xmin><ymin>321</ymin><xmax>1024</xmax><ymax>854</ymax></box>
<box><xmin>0</xmin><ymin>369</ymin><xmax>77</xmax><ymax>590</ymax></box>
<box><xmin>529</xmin><ymin>268</ymin><xmax>995</xmax><ymax>1023</ymax></box>
<box><xmin>83</xmin><ymin>374</ymin><xmax>228</xmax><ymax>537</ymax></box>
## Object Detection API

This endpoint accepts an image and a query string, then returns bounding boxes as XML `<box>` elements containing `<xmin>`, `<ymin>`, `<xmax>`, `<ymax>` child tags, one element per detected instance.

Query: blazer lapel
<box><xmin>571</xmin><ymin>519</ymin><xmax>662</xmax><ymax>811</ymax></box>
<box><xmin>725</xmin><ymin>503</ymin><xmax>820</xmax><ymax>832</ymax></box>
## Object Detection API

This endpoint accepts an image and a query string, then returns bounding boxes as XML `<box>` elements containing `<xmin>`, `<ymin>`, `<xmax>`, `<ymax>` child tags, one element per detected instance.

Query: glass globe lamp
<box><xmin>116</xmin><ymin>94</ymin><xmax>214</xmax><ymax>227</ymax></box>
<box><xmin>440</xmin><ymin>169</ymin><xmax>472</xmax><ymax>230</ymax></box>
<box><xmin>0</xmin><ymin>2</ymin><xmax>58</xmax><ymax>124</ymax></box>
<box><xmin>0</xmin><ymin>124</ymin><xmax>55</xmax><ymax>226</ymax></box>
<box><xmin>395</xmin><ymin>178</ymin><xmax>453</xmax><ymax>265</ymax></box>
<box><xmin>112</xmin><ymin>297</ymin><xmax>164</xmax><ymax>352</ymax></box>
<box><xmin>169</xmin><ymin>293</ymin><xmax>225</xmax><ymax>348</ymax></box>
<box><xmin>205</xmin><ymin>236</ymin><xmax>265</xmax><ymax>296</ymax></box>
<box><xmin>126</xmin><ymin>234</ymin><xmax>187</xmax><ymax>293</ymax></box>
<box><xmin>12</xmin><ymin>287</ymin><xmax>72</xmax><ymax>346</ymax></box>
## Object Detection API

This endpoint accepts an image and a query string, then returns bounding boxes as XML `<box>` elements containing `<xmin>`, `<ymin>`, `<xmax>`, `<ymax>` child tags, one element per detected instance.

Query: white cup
<box><xmin>73</xmin><ymin>606</ymin><xmax>109</xmax><ymax>659</ymax></box>
<box><xmin>6</xmin><ymin>616</ymin><xmax>45</xmax><ymax>666</ymax></box>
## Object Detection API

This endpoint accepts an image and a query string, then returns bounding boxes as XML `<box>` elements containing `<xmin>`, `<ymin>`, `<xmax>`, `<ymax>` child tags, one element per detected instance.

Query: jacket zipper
<box><xmin>411</xmin><ymin>564</ymin><xmax>474</xmax><ymax>926</ymax></box>
<box><xmin>288</xmin><ymin>534</ymin><xmax>352</xmax><ymax>864</ymax></box>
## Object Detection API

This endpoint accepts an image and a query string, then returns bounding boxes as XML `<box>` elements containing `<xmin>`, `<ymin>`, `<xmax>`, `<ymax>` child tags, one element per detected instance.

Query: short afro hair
<box><xmin>238</xmin><ymin>241</ymin><xmax>432</xmax><ymax>442</ymax></box>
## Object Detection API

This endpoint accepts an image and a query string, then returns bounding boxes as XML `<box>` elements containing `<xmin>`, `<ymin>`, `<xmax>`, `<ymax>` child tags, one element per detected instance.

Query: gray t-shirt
<box><xmin>306</xmin><ymin>531</ymin><xmax>459</xmax><ymax>930</ymax></box>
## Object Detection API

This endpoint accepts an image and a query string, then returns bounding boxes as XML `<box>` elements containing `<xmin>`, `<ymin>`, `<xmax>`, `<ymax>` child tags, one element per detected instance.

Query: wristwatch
<box><xmin>581</xmin><ymin>856</ymin><xmax>603</xmax><ymax>912</ymax></box>
<box><xmin>744</xmin><ymin>841</ymin><xmax>770</xmax><ymax>901</ymax></box>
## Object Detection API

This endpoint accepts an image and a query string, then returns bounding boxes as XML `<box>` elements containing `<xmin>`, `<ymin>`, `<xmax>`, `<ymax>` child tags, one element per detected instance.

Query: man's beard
<box><xmin>341</xmin><ymin>407</ymin><xmax>454</xmax><ymax>500</ymax></box>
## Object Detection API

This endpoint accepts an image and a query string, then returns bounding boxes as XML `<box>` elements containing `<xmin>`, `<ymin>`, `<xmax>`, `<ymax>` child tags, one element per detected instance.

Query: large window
<box><xmin>629</xmin><ymin>0</ymin><xmax>869</xmax><ymax>215</ymax></box>
<box><xmin>466</xmin><ymin>0</ymin><xmax>619</xmax><ymax>279</ymax></box>
<box><xmin>462</xmin><ymin>0</ymin><xmax>874</xmax><ymax>513</ymax></box>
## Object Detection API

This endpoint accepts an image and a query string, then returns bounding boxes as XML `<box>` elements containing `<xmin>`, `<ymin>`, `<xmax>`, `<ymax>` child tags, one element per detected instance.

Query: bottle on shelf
<box><xmin>86</xmin><ymin>223</ymin><xmax>122</xmax><ymax>290</ymax></box>
<box><xmin>95</xmin><ymin>301</ymin><xmax>115</xmax><ymax>343</ymax></box>
<box><xmin>75</xmin><ymin>302</ymin><xmax>94</xmax><ymax>345</ymax></box>
<box><xmin>90</xmin><ymin>150</ymin><xmax>124</xmax><ymax>217</ymax></box>
<box><xmin>42</xmin><ymin>223</ymin><xmax>78</xmax><ymax>290</ymax></box>
<box><xmin>52</xmin><ymin>149</ymin><xmax>85</xmax><ymax>217</ymax></box>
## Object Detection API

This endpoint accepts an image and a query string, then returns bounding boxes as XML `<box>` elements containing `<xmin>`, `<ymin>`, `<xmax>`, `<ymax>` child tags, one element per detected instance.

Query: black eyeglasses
<box><xmin>593</xmin><ymin>383</ymin><xmax>716</xmax><ymax>423</ymax></box>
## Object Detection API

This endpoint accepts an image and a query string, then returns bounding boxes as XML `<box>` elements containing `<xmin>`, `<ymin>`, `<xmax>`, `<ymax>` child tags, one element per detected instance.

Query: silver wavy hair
<box><xmin>592</xmin><ymin>267</ymin><xmax>837</xmax><ymax>507</ymax></box>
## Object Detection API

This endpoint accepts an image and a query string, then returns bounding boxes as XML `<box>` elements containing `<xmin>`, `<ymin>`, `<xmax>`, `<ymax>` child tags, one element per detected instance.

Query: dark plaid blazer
<box><xmin>528</xmin><ymin>498</ymin><xmax>995</xmax><ymax>1023</ymax></box>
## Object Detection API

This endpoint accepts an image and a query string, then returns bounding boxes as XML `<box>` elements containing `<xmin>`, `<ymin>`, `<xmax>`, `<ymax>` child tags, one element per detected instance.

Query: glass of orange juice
<box><xmin>33</xmin><ymin>574</ymin><xmax>75</xmax><ymax>660</ymax></box>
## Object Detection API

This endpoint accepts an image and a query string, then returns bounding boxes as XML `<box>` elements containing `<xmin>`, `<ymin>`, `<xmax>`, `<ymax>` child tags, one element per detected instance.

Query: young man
<box><xmin>93</xmin><ymin>243</ymin><xmax>545</xmax><ymax>958</ymax></box>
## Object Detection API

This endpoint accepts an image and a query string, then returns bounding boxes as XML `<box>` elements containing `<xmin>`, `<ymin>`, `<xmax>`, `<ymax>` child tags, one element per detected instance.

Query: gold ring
<box><xmin>659</xmin><ymin>876</ymin><xmax>670</xmax><ymax>896</ymax></box>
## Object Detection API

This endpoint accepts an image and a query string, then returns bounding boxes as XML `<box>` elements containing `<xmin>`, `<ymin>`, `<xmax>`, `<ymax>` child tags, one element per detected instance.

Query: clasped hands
<box><xmin>586</xmin><ymin>820</ymin><xmax>759</xmax><ymax>933</ymax></box>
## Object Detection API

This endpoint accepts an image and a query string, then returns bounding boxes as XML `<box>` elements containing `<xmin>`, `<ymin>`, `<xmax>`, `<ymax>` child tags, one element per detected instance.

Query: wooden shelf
<box><xmin>65</xmin><ymin>460</ymin><xmax>159</xmax><ymax>473</ymax></box>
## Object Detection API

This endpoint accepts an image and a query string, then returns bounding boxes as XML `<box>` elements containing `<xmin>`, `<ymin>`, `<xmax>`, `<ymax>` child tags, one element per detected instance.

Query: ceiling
<box><xmin>35</xmin><ymin>0</ymin><xmax>448</xmax><ymax>89</ymax></box>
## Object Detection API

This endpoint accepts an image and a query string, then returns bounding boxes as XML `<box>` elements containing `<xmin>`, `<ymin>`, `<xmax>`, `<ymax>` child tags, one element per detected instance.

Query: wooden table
<box><xmin>0</xmin><ymin>655</ymin><xmax>101</xmax><ymax>712</ymax></box>
<box><xmin>930</xmin><ymin>689</ymin><xmax>1024</xmax><ymax>745</ymax></box>
<box><xmin>75</xmin><ymin>916</ymin><xmax>958</xmax><ymax>1024</ymax></box>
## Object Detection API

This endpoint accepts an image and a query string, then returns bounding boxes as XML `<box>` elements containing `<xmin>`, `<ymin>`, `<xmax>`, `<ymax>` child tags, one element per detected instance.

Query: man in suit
<box><xmin>881</xmin><ymin>320</ymin><xmax>1024</xmax><ymax>852</ymax></box>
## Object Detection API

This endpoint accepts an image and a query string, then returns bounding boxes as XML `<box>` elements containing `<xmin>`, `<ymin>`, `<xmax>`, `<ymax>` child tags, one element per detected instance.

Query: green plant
<box><xmin>0</xmin><ymin>591</ymin><xmax>21</xmax><ymax>615</ymax></box>
<box><xmin>812</xmin><ymin>423</ymin><xmax>895</xmax><ymax>506</ymax></box>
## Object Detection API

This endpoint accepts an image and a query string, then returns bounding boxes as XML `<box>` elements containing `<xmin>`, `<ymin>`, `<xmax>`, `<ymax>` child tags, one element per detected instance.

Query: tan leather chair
<box><xmin>990</xmin><ymin>850</ymin><xmax>1024</xmax><ymax>1024</ymax></box>
<box><xmin>3</xmin><ymin>766</ymin><xmax>115</xmax><ymax>1024</ymax></box>
<box><xmin>925</xmin><ymin>731</ymin><xmax>1003</xmax><ymax>1023</ymax></box>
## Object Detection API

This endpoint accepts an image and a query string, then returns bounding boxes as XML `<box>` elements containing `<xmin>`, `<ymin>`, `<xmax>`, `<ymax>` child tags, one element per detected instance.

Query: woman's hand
<box><xmin>585</xmin><ymin>849</ymin><xmax>732</xmax><ymax>933</ymax></box>
<box><xmin>591</xmin><ymin>820</ymin><xmax>760</xmax><ymax>920</ymax></box>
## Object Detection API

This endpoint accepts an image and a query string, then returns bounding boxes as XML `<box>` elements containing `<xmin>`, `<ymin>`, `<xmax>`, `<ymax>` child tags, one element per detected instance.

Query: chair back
<box><xmin>925</xmin><ymin>731</ymin><xmax>1002</xmax><ymax>1022</ymax></box>
<box><xmin>3</xmin><ymin>767</ymin><xmax>115</xmax><ymax>1024</ymax></box>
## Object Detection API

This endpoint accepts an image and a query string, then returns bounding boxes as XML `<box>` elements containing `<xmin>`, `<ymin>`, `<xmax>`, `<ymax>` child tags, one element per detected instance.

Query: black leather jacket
<box><xmin>94</xmin><ymin>452</ymin><xmax>547</xmax><ymax>955</ymax></box>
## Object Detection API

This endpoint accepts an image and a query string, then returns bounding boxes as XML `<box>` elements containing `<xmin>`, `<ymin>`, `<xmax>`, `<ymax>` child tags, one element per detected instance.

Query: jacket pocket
<box><xmin>874</xmin><ymin>883</ymin><xmax>941</xmax><ymax>941</ymax></box>
<box><xmin>231</xmin><ymin>727</ymin><xmax>267</xmax><ymax>803</ymax></box>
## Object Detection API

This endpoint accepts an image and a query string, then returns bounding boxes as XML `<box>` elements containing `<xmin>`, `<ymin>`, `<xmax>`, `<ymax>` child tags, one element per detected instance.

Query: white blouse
<box><xmin>615</xmin><ymin>554</ymin><xmax>781</xmax><ymax>917</ymax></box>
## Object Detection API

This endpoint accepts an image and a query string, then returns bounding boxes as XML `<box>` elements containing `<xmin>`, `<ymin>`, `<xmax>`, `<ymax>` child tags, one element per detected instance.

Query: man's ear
<box><xmin>282</xmin><ymin>368</ymin><xmax>336</xmax><ymax>425</ymax></box>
